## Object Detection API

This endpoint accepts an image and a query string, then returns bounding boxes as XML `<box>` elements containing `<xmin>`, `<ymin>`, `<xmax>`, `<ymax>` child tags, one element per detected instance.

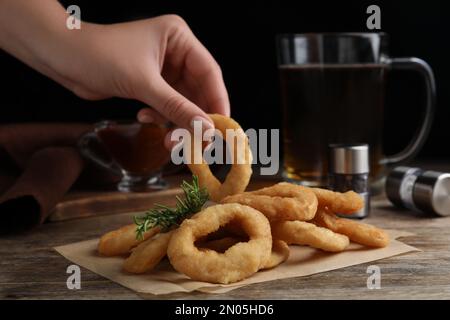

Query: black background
<box><xmin>1</xmin><ymin>0</ymin><xmax>448</xmax><ymax>160</ymax></box>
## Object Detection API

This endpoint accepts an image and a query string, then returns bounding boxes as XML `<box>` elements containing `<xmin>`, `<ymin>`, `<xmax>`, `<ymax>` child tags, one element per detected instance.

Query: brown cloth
<box><xmin>0</xmin><ymin>123</ymin><xmax>92</xmax><ymax>234</ymax></box>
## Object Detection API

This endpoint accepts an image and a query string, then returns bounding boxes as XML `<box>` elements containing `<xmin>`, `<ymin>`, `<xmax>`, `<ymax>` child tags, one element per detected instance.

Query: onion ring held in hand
<box><xmin>313</xmin><ymin>208</ymin><xmax>390</xmax><ymax>248</ymax></box>
<box><xmin>311</xmin><ymin>188</ymin><xmax>364</xmax><ymax>214</ymax></box>
<box><xmin>98</xmin><ymin>224</ymin><xmax>160</xmax><ymax>256</ymax></box>
<box><xmin>186</xmin><ymin>114</ymin><xmax>252</xmax><ymax>202</ymax></box>
<box><xmin>222</xmin><ymin>182</ymin><xmax>318</xmax><ymax>222</ymax></box>
<box><xmin>167</xmin><ymin>203</ymin><xmax>272</xmax><ymax>284</ymax></box>
<box><xmin>122</xmin><ymin>230</ymin><xmax>173</xmax><ymax>274</ymax></box>
<box><xmin>272</xmin><ymin>220</ymin><xmax>350</xmax><ymax>252</ymax></box>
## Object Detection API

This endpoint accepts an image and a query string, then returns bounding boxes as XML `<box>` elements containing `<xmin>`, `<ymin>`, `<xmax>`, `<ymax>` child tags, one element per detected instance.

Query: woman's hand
<box><xmin>67</xmin><ymin>15</ymin><xmax>230</xmax><ymax>131</ymax></box>
<box><xmin>0</xmin><ymin>1</ymin><xmax>230</xmax><ymax>146</ymax></box>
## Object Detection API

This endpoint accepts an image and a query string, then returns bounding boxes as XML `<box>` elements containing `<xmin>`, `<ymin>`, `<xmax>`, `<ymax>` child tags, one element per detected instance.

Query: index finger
<box><xmin>184</xmin><ymin>36</ymin><xmax>230</xmax><ymax>117</ymax></box>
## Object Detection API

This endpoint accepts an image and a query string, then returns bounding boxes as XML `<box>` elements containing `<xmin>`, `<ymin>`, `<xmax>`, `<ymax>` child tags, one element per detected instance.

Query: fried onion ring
<box><xmin>122</xmin><ymin>230</ymin><xmax>173</xmax><ymax>274</ymax></box>
<box><xmin>261</xmin><ymin>240</ymin><xmax>290</xmax><ymax>270</ymax></box>
<box><xmin>198</xmin><ymin>237</ymin><xmax>289</xmax><ymax>270</ymax></box>
<box><xmin>187</xmin><ymin>114</ymin><xmax>252</xmax><ymax>202</ymax></box>
<box><xmin>311</xmin><ymin>188</ymin><xmax>364</xmax><ymax>214</ymax></box>
<box><xmin>167</xmin><ymin>203</ymin><xmax>272</xmax><ymax>284</ymax></box>
<box><xmin>312</xmin><ymin>208</ymin><xmax>390</xmax><ymax>248</ymax></box>
<box><xmin>272</xmin><ymin>220</ymin><xmax>350</xmax><ymax>252</ymax></box>
<box><xmin>98</xmin><ymin>224</ymin><xmax>160</xmax><ymax>256</ymax></box>
<box><xmin>222</xmin><ymin>182</ymin><xmax>318</xmax><ymax>222</ymax></box>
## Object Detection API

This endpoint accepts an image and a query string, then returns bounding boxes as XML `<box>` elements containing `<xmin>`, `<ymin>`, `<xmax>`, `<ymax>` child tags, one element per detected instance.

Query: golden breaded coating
<box><xmin>167</xmin><ymin>203</ymin><xmax>272</xmax><ymax>284</ymax></box>
<box><xmin>123</xmin><ymin>230</ymin><xmax>173</xmax><ymax>274</ymax></box>
<box><xmin>222</xmin><ymin>182</ymin><xmax>318</xmax><ymax>222</ymax></box>
<box><xmin>98</xmin><ymin>224</ymin><xmax>160</xmax><ymax>257</ymax></box>
<box><xmin>261</xmin><ymin>240</ymin><xmax>290</xmax><ymax>270</ymax></box>
<box><xmin>187</xmin><ymin>114</ymin><xmax>252</xmax><ymax>202</ymax></box>
<box><xmin>311</xmin><ymin>188</ymin><xmax>364</xmax><ymax>214</ymax></box>
<box><xmin>312</xmin><ymin>209</ymin><xmax>389</xmax><ymax>248</ymax></box>
<box><xmin>272</xmin><ymin>220</ymin><xmax>350</xmax><ymax>252</ymax></box>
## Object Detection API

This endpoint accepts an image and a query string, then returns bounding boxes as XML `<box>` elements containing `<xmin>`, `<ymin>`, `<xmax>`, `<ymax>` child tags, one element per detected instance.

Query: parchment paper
<box><xmin>54</xmin><ymin>229</ymin><xmax>419</xmax><ymax>295</ymax></box>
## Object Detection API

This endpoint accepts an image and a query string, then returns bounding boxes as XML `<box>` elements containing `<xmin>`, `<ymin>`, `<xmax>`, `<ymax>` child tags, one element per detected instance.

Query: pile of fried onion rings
<box><xmin>97</xmin><ymin>115</ymin><xmax>390</xmax><ymax>284</ymax></box>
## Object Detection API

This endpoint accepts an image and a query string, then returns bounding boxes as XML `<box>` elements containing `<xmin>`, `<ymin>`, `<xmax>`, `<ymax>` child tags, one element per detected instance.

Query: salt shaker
<box><xmin>328</xmin><ymin>144</ymin><xmax>370</xmax><ymax>218</ymax></box>
<box><xmin>386</xmin><ymin>166</ymin><xmax>450</xmax><ymax>217</ymax></box>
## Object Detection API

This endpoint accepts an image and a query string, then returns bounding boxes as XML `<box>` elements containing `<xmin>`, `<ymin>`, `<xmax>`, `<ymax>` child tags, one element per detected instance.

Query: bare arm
<box><xmin>0</xmin><ymin>0</ymin><xmax>86</xmax><ymax>89</ymax></box>
<box><xmin>0</xmin><ymin>0</ymin><xmax>230</xmax><ymax>144</ymax></box>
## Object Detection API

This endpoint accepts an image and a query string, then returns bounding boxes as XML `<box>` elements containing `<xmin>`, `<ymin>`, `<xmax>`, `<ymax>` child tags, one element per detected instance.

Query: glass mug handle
<box><xmin>78</xmin><ymin>132</ymin><xmax>122</xmax><ymax>176</ymax></box>
<box><xmin>380</xmin><ymin>57</ymin><xmax>436</xmax><ymax>166</ymax></box>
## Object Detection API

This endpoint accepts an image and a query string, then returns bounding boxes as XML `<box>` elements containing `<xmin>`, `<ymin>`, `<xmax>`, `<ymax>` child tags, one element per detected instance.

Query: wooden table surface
<box><xmin>1</xmin><ymin>168</ymin><xmax>450</xmax><ymax>300</ymax></box>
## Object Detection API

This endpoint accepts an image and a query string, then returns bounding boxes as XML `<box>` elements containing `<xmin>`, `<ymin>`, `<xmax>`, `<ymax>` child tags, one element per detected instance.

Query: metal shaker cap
<box><xmin>385</xmin><ymin>166</ymin><xmax>419</xmax><ymax>210</ymax></box>
<box><xmin>386</xmin><ymin>166</ymin><xmax>450</xmax><ymax>217</ymax></box>
<box><xmin>329</xmin><ymin>144</ymin><xmax>369</xmax><ymax>174</ymax></box>
<box><xmin>414</xmin><ymin>171</ymin><xmax>450</xmax><ymax>217</ymax></box>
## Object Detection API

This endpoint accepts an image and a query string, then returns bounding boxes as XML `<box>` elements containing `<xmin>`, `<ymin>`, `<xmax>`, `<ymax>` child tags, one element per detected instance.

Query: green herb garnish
<box><xmin>133</xmin><ymin>175</ymin><xmax>208</xmax><ymax>240</ymax></box>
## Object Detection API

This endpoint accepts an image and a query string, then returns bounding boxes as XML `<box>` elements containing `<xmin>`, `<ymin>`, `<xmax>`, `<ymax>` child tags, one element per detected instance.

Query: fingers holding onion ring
<box><xmin>167</xmin><ymin>203</ymin><xmax>272</xmax><ymax>284</ymax></box>
<box><xmin>222</xmin><ymin>182</ymin><xmax>318</xmax><ymax>222</ymax></box>
<box><xmin>186</xmin><ymin>114</ymin><xmax>253</xmax><ymax>202</ymax></box>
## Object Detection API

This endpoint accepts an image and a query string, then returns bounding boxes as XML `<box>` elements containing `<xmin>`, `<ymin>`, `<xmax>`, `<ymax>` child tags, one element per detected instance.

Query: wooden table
<box><xmin>1</xmin><ymin>168</ymin><xmax>450</xmax><ymax>300</ymax></box>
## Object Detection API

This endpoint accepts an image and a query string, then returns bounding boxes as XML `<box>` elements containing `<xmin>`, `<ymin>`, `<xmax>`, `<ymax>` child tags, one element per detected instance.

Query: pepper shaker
<box><xmin>328</xmin><ymin>144</ymin><xmax>370</xmax><ymax>218</ymax></box>
<box><xmin>386</xmin><ymin>166</ymin><xmax>450</xmax><ymax>217</ymax></box>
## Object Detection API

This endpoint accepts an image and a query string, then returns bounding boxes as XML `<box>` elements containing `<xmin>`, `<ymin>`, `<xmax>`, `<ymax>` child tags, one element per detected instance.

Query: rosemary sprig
<box><xmin>133</xmin><ymin>175</ymin><xmax>209</xmax><ymax>240</ymax></box>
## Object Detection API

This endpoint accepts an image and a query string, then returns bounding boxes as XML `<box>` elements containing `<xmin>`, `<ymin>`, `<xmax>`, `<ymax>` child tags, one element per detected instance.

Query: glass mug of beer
<box><xmin>277</xmin><ymin>33</ymin><xmax>436</xmax><ymax>190</ymax></box>
<box><xmin>78</xmin><ymin>120</ymin><xmax>170</xmax><ymax>192</ymax></box>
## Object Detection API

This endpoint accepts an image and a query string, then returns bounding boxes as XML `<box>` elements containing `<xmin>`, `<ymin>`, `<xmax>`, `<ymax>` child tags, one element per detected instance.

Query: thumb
<box><xmin>139</xmin><ymin>75</ymin><xmax>214</xmax><ymax>131</ymax></box>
